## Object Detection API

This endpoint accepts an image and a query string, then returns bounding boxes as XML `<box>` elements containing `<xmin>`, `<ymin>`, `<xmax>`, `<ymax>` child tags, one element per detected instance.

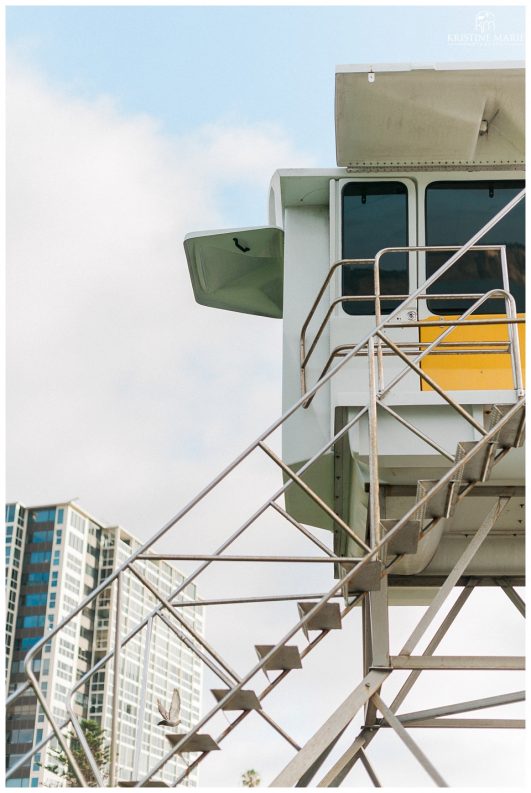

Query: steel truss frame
<box><xmin>6</xmin><ymin>191</ymin><xmax>525</xmax><ymax>788</ymax></box>
<box><xmin>272</xmin><ymin>502</ymin><xmax>525</xmax><ymax>787</ymax></box>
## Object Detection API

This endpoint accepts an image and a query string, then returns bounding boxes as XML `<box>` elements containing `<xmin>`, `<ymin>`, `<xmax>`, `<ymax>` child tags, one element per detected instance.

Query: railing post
<box><xmin>499</xmin><ymin>245</ymin><xmax>524</xmax><ymax>396</ymax></box>
<box><xmin>367</xmin><ymin>337</ymin><xmax>381</xmax><ymax>550</ymax></box>
<box><xmin>372</xmin><ymin>254</ymin><xmax>385</xmax><ymax>391</ymax></box>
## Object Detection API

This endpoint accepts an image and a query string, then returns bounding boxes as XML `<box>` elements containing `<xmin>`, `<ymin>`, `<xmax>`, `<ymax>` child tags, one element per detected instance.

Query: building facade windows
<box><xmin>23</xmin><ymin>593</ymin><xmax>47</xmax><ymax>607</ymax></box>
<box><xmin>30</xmin><ymin>509</ymin><xmax>56</xmax><ymax>524</ymax></box>
<box><xmin>28</xmin><ymin>551</ymin><xmax>51</xmax><ymax>564</ymax></box>
<box><xmin>29</xmin><ymin>530</ymin><xmax>53</xmax><ymax>544</ymax></box>
<box><xmin>5</xmin><ymin>501</ymin><xmax>203</xmax><ymax>787</ymax></box>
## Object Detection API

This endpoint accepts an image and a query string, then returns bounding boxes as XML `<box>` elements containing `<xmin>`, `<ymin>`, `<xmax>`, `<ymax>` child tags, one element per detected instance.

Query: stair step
<box><xmin>165</xmin><ymin>733</ymin><xmax>220</xmax><ymax>753</ymax></box>
<box><xmin>484</xmin><ymin>404</ymin><xmax>525</xmax><ymax>448</ymax></box>
<box><xmin>119</xmin><ymin>782</ymin><xmax>169</xmax><ymax>787</ymax></box>
<box><xmin>297</xmin><ymin>601</ymin><xmax>342</xmax><ymax>639</ymax></box>
<box><xmin>211</xmin><ymin>688</ymin><xmax>261</xmax><ymax>711</ymax></box>
<box><xmin>381</xmin><ymin>519</ymin><xmax>420</xmax><ymax>555</ymax></box>
<box><xmin>455</xmin><ymin>441</ymin><xmax>497</xmax><ymax>483</ymax></box>
<box><xmin>255</xmin><ymin>644</ymin><xmax>302</xmax><ymax>671</ymax></box>
<box><xmin>416</xmin><ymin>479</ymin><xmax>459</xmax><ymax>521</ymax></box>
<box><xmin>338</xmin><ymin>560</ymin><xmax>383</xmax><ymax>594</ymax></box>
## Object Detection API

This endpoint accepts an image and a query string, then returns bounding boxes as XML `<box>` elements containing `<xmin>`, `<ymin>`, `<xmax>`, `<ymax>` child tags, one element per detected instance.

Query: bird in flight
<box><xmin>157</xmin><ymin>688</ymin><xmax>181</xmax><ymax>727</ymax></box>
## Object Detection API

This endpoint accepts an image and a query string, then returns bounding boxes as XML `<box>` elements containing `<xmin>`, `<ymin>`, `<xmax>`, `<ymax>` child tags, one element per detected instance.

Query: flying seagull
<box><xmin>157</xmin><ymin>688</ymin><xmax>181</xmax><ymax>727</ymax></box>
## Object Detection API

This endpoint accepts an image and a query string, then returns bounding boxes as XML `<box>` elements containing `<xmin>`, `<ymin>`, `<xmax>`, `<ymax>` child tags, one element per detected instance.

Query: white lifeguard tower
<box><xmin>10</xmin><ymin>63</ymin><xmax>525</xmax><ymax>788</ymax></box>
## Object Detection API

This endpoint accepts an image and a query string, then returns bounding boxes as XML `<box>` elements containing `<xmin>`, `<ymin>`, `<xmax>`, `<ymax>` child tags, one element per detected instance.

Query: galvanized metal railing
<box><xmin>6</xmin><ymin>188</ymin><xmax>525</xmax><ymax>787</ymax></box>
<box><xmin>300</xmin><ymin>244</ymin><xmax>524</xmax><ymax>396</ymax></box>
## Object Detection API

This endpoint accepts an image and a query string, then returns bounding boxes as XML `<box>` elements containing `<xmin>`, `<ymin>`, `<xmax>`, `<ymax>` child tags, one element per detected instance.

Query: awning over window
<box><xmin>184</xmin><ymin>226</ymin><xmax>284</xmax><ymax>318</ymax></box>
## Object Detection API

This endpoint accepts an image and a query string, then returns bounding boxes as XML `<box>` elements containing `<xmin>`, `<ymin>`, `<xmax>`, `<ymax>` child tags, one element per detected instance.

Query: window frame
<box><xmin>415</xmin><ymin>170</ymin><xmax>525</xmax><ymax>321</ymax></box>
<box><xmin>334</xmin><ymin>176</ymin><xmax>417</xmax><ymax>317</ymax></box>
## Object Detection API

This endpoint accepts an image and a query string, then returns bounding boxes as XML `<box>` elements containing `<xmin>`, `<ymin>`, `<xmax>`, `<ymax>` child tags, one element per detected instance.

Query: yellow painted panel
<box><xmin>420</xmin><ymin>314</ymin><xmax>525</xmax><ymax>391</ymax></box>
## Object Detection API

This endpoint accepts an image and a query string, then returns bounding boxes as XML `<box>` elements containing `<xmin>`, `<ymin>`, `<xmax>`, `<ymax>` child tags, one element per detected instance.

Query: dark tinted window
<box><xmin>342</xmin><ymin>182</ymin><xmax>409</xmax><ymax>315</ymax></box>
<box><xmin>425</xmin><ymin>180</ymin><xmax>525</xmax><ymax>314</ymax></box>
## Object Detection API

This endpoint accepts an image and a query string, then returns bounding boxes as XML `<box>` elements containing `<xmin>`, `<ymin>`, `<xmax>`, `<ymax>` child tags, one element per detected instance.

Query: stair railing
<box><xmin>301</xmin><ymin>245</ymin><xmax>524</xmax><ymax>398</ymax></box>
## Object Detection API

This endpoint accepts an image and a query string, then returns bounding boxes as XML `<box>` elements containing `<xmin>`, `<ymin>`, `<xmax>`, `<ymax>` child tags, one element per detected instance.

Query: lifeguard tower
<box><xmin>9</xmin><ymin>63</ymin><xmax>525</xmax><ymax>787</ymax></box>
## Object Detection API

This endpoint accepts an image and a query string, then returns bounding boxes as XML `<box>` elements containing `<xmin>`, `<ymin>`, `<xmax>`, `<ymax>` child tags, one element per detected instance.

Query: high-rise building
<box><xmin>5</xmin><ymin>501</ymin><xmax>203</xmax><ymax>787</ymax></box>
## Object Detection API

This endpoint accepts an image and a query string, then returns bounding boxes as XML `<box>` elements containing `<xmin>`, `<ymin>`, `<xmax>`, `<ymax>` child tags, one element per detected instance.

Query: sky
<box><xmin>5</xmin><ymin>2</ymin><xmax>526</xmax><ymax>789</ymax></box>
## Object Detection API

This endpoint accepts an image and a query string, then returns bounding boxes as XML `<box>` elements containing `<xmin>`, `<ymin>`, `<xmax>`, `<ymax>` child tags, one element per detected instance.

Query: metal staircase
<box><xmin>7</xmin><ymin>192</ymin><xmax>525</xmax><ymax>787</ymax></box>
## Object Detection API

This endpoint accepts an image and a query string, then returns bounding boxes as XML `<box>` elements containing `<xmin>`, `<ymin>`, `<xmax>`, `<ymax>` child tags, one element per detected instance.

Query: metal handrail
<box><xmin>8</xmin><ymin>188</ymin><xmax>524</xmax><ymax>786</ymax></box>
<box><xmin>300</xmin><ymin>244</ymin><xmax>522</xmax><ymax>394</ymax></box>
<box><xmin>302</xmin><ymin>287</ymin><xmax>521</xmax><ymax>410</ymax></box>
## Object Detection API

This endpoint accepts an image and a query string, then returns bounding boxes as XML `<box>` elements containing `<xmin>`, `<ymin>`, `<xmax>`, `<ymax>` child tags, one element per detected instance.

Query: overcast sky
<box><xmin>5</xmin><ymin>2</ymin><xmax>526</xmax><ymax>788</ymax></box>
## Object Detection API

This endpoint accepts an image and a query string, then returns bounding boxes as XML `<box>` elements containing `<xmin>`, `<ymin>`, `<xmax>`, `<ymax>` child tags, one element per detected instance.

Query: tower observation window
<box><xmin>341</xmin><ymin>182</ymin><xmax>409</xmax><ymax>315</ymax></box>
<box><xmin>425</xmin><ymin>180</ymin><xmax>525</xmax><ymax>315</ymax></box>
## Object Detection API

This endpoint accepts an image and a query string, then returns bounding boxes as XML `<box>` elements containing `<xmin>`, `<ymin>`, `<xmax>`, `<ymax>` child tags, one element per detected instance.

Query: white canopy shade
<box><xmin>335</xmin><ymin>62</ymin><xmax>524</xmax><ymax>168</ymax></box>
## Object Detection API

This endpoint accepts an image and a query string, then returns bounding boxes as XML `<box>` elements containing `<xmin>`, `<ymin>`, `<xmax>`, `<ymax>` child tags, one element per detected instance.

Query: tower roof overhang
<box><xmin>335</xmin><ymin>62</ymin><xmax>524</xmax><ymax>169</ymax></box>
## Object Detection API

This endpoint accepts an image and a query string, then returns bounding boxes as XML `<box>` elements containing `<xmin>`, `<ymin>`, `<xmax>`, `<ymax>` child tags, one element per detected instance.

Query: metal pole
<box><xmin>269</xmin><ymin>501</ymin><xmax>335</xmax><ymax>556</ymax></box>
<box><xmin>372</xmin><ymin>248</ymin><xmax>385</xmax><ymax>390</ymax></box>
<box><xmin>137</xmin><ymin>554</ymin><xmax>364</xmax><ymax>563</ymax></box>
<box><xmin>367</xmin><ymin>337</ymin><xmax>381</xmax><ymax>549</ymax></box>
<box><xmin>395</xmin><ymin>690</ymin><xmax>525</xmax><ymax>723</ymax></box>
<box><xmin>388</xmin><ymin>718</ymin><xmax>524</xmax><ymax>729</ymax></box>
<box><xmin>133</xmin><ymin>616</ymin><xmax>153</xmax><ymax>779</ymax></box>
<box><xmin>65</xmin><ymin>708</ymin><xmax>105</xmax><ymax>787</ymax></box>
<box><xmin>377</xmin><ymin>402</ymin><xmax>455</xmax><ymax>461</ymax></box>
<box><xmin>109</xmin><ymin>574</ymin><xmax>122</xmax><ymax>787</ymax></box>
<box><xmin>359</xmin><ymin>749</ymin><xmax>382</xmax><ymax>787</ymax></box>
<box><xmin>389</xmin><ymin>655</ymin><xmax>524</xmax><ymax>670</ymax></box>
<box><xmin>499</xmin><ymin>244</ymin><xmax>524</xmax><ymax>396</ymax></box>
<box><xmin>371</xmin><ymin>693</ymin><xmax>448</xmax><ymax>787</ymax></box>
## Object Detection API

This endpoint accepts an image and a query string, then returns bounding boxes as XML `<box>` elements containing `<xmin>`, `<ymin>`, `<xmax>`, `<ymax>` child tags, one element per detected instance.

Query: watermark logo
<box><xmin>475</xmin><ymin>11</ymin><xmax>495</xmax><ymax>34</ymax></box>
<box><xmin>448</xmin><ymin>10</ymin><xmax>523</xmax><ymax>47</ymax></box>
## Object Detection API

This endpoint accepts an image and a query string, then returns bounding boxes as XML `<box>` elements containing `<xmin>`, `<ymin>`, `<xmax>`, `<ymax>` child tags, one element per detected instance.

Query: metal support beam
<box><xmin>138</xmin><ymin>553</ymin><xmax>363</xmax><ymax>563</ymax></box>
<box><xmin>359</xmin><ymin>749</ymin><xmax>382</xmax><ymax>787</ymax></box>
<box><xmin>365</xmin><ymin>579</ymin><xmax>390</xmax><ymax>728</ymax></box>
<box><xmin>396</xmin><ymin>690</ymin><xmax>525</xmax><ymax>723</ymax></box>
<box><xmin>316</xmin><ymin>586</ymin><xmax>475</xmax><ymax>787</ymax></box>
<box><xmin>399</xmin><ymin>498</ymin><xmax>509</xmax><ymax>656</ymax></box>
<box><xmin>133</xmin><ymin>616</ymin><xmax>153</xmax><ymax>779</ymax></box>
<box><xmin>384</xmin><ymin>718</ymin><xmax>524</xmax><ymax>729</ymax></box>
<box><xmin>495</xmin><ymin>578</ymin><xmax>526</xmax><ymax>617</ymax></box>
<box><xmin>367</xmin><ymin>337</ymin><xmax>381</xmax><ymax>547</ymax></box>
<box><xmin>269</xmin><ymin>670</ymin><xmax>389</xmax><ymax>787</ymax></box>
<box><xmin>269</xmin><ymin>501</ymin><xmax>336</xmax><ymax>557</ymax></box>
<box><xmin>390</xmin><ymin>655</ymin><xmax>525</xmax><ymax>671</ymax></box>
<box><xmin>371</xmin><ymin>693</ymin><xmax>448</xmax><ymax>787</ymax></box>
<box><xmin>316</xmin><ymin>730</ymin><xmax>374</xmax><ymax>788</ymax></box>
<box><xmin>109</xmin><ymin>574</ymin><xmax>122</xmax><ymax>787</ymax></box>
<box><xmin>296</xmin><ymin>730</ymin><xmax>348</xmax><ymax>788</ymax></box>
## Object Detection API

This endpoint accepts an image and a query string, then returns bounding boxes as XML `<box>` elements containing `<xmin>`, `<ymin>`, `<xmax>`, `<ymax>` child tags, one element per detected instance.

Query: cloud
<box><xmin>6</xmin><ymin>59</ymin><xmax>314</xmax><ymax>535</ymax></box>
